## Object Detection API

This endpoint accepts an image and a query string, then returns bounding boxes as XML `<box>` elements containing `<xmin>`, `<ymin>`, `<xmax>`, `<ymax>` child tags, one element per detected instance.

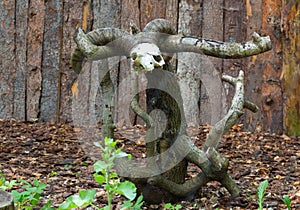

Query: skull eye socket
<box><xmin>153</xmin><ymin>55</ymin><xmax>162</xmax><ymax>62</ymax></box>
<box><xmin>131</xmin><ymin>52</ymin><xmax>137</xmax><ymax>60</ymax></box>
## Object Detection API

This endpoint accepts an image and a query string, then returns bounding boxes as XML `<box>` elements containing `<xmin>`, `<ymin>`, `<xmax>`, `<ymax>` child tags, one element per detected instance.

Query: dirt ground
<box><xmin>0</xmin><ymin>119</ymin><xmax>299</xmax><ymax>209</ymax></box>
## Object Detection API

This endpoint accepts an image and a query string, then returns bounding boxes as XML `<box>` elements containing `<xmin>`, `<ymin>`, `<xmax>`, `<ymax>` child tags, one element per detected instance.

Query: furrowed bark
<box><xmin>100</xmin><ymin>70</ymin><xmax>115</xmax><ymax>138</ymax></box>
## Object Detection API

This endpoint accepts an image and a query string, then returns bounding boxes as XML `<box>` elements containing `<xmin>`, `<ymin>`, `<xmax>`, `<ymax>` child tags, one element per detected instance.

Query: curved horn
<box><xmin>71</xmin><ymin>28</ymin><xmax>129</xmax><ymax>73</ymax></box>
<box><xmin>86</xmin><ymin>28</ymin><xmax>129</xmax><ymax>45</ymax></box>
<box><xmin>160</xmin><ymin>32</ymin><xmax>272</xmax><ymax>58</ymax></box>
<box><xmin>143</xmin><ymin>18</ymin><xmax>176</xmax><ymax>35</ymax></box>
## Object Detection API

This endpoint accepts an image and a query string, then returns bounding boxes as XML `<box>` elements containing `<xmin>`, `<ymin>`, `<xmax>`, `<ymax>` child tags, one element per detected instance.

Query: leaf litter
<box><xmin>0</xmin><ymin>119</ymin><xmax>299</xmax><ymax>209</ymax></box>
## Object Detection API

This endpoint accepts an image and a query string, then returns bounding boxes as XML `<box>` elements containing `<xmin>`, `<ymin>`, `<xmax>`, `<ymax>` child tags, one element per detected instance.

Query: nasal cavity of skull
<box><xmin>153</xmin><ymin>55</ymin><xmax>162</xmax><ymax>62</ymax></box>
<box><xmin>149</xmin><ymin>54</ymin><xmax>163</xmax><ymax>68</ymax></box>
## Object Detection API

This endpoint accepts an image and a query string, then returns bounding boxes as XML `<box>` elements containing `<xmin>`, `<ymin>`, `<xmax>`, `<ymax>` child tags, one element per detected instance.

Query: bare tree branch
<box><xmin>203</xmin><ymin>71</ymin><xmax>258</xmax><ymax>151</ymax></box>
<box><xmin>160</xmin><ymin>32</ymin><xmax>271</xmax><ymax>58</ymax></box>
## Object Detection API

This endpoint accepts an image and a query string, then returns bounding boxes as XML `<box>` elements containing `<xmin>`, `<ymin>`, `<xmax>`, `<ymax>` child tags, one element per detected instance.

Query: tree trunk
<box><xmin>0</xmin><ymin>190</ymin><xmax>14</xmax><ymax>210</ymax></box>
<box><xmin>282</xmin><ymin>0</ymin><xmax>300</xmax><ymax>136</ymax></box>
<box><xmin>141</xmin><ymin>69</ymin><xmax>188</xmax><ymax>203</ymax></box>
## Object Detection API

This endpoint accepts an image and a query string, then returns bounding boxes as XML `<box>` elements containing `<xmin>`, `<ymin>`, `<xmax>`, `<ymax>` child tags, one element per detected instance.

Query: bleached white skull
<box><xmin>130</xmin><ymin>43</ymin><xmax>165</xmax><ymax>73</ymax></box>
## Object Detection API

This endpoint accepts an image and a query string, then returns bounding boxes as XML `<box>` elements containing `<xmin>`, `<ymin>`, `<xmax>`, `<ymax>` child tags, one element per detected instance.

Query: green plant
<box><xmin>1</xmin><ymin>173</ymin><xmax>52</xmax><ymax>210</ymax></box>
<box><xmin>41</xmin><ymin>200</ymin><xmax>55</xmax><ymax>210</ymax></box>
<box><xmin>257</xmin><ymin>180</ymin><xmax>269</xmax><ymax>210</ymax></box>
<box><xmin>46</xmin><ymin>170</ymin><xmax>58</xmax><ymax>182</ymax></box>
<box><xmin>164</xmin><ymin>203</ymin><xmax>182</xmax><ymax>210</ymax></box>
<box><xmin>283</xmin><ymin>195</ymin><xmax>291</xmax><ymax>210</ymax></box>
<box><xmin>121</xmin><ymin>194</ymin><xmax>144</xmax><ymax>210</ymax></box>
<box><xmin>58</xmin><ymin>137</ymin><xmax>143</xmax><ymax>210</ymax></box>
<box><xmin>11</xmin><ymin>178</ymin><xmax>48</xmax><ymax>210</ymax></box>
<box><xmin>58</xmin><ymin>189</ymin><xmax>97</xmax><ymax>210</ymax></box>
<box><xmin>0</xmin><ymin>173</ymin><xmax>18</xmax><ymax>191</ymax></box>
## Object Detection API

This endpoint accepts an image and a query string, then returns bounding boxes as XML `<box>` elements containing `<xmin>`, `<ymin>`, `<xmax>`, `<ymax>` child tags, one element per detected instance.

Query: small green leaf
<box><xmin>257</xmin><ymin>180</ymin><xmax>268</xmax><ymax>210</ymax></box>
<box><xmin>101</xmin><ymin>206</ymin><xmax>110</xmax><ymax>210</ymax></box>
<box><xmin>25</xmin><ymin>186</ymin><xmax>37</xmax><ymax>193</ymax></box>
<box><xmin>94</xmin><ymin>160</ymin><xmax>112</xmax><ymax>173</ymax></box>
<box><xmin>108</xmin><ymin>141</ymin><xmax>117</xmax><ymax>149</ymax></box>
<box><xmin>109</xmin><ymin>172</ymin><xmax>118</xmax><ymax>179</ymax></box>
<box><xmin>58</xmin><ymin>190</ymin><xmax>96</xmax><ymax>210</ymax></box>
<box><xmin>104</xmin><ymin>137</ymin><xmax>114</xmax><ymax>145</ymax></box>
<box><xmin>283</xmin><ymin>195</ymin><xmax>291</xmax><ymax>210</ymax></box>
<box><xmin>115</xmin><ymin>151</ymin><xmax>130</xmax><ymax>158</ymax></box>
<box><xmin>94</xmin><ymin>174</ymin><xmax>105</xmax><ymax>184</ymax></box>
<box><xmin>11</xmin><ymin>190</ymin><xmax>22</xmax><ymax>202</ymax></box>
<box><xmin>93</xmin><ymin>141</ymin><xmax>104</xmax><ymax>150</ymax></box>
<box><xmin>125</xmin><ymin>195</ymin><xmax>144</xmax><ymax>209</ymax></box>
<box><xmin>121</xmin><ymin>200</ymin><xmax>133</xmax><ymax>209</ymax></box>
<box><xmin>175</xmin><ymin>204</ymin><xmax>182</xmax><ymax>210</ymax></box>
<box><xmin>117</xmin><ymin>181</ymin><xmax>137</xmax><ymax>200</ymax></box>
<box><xmin>257</xmin><ymin>180</ymin><xmax>268</xmax><ymax>198</ymax></box>
<box><xmin>30</xmin><ymin>193</ymin><xmax>40</xmax><ymax>206</ymax></box>
<box><xmin>41</xmin><ymin>200</ymin><xmax>55</xmax><ymax>210</ymax></box>
<box><xmin>164</xmin><ymin>203</ymin><xmax>182</xmax><ymax>210</ymax></box>
<box><xmin>164</xmin><ymin>203</ymin><xmax>173</xmax><ymax>209</ymax></box>
<box><xmin>58</xmin><ymin>196</ymin><xmax>78</xmax><ymax>210</ymax></box>
<box><xmin>127</xmin><ymin>154</ymin><xmax>132</xmax><ymax>160</ymax></box>
<box><xmin>78</xmin><ymin>189</ymin><xmax>96</xmax><ymax>204</ymax></box>
<box><xmin>105</xmin><ymin>184</ymin><xmax>115</xmax><ymax>191</ymax></box>
<box><xmin>33</xmin><ymin>178</ymin><xmax>39</xmax><ymax>186</ymax></box>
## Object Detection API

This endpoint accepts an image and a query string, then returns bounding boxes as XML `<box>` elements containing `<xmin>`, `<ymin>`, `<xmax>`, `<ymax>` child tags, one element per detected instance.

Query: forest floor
<box><xmin>0</xmin><ymin>118</ymin><xmax>299</xmax><ymax>209</ymax></box>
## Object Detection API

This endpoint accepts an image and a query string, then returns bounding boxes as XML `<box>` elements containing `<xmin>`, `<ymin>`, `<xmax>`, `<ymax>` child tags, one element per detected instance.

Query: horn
<box><xmin>71</xmin><ymin>28</ymin><xmax>129</xmax><ymax>73</ymax></box>
<box><xmin>143</xmin><ymin>18</ymin><xmax>176</xmax><ymax>35</ymax></box>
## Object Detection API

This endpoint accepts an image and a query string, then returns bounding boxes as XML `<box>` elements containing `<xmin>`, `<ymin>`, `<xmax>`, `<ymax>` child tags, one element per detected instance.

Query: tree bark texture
<box><xmin>0</xmin><ymin>0</ymin><xmax>299</xmax><ymax>134</ymax></box>
<box><xmin>282</xmin><ymin>0</ymin><xmax>300</xmax><ymax>136</ymax></box>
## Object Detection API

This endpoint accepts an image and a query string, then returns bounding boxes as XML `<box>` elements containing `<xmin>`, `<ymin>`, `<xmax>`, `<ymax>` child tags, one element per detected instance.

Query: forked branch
<box><xmin>203</xmin><ymin>71</ymin><xmax>259</xmax><ymax>151</ymax></box>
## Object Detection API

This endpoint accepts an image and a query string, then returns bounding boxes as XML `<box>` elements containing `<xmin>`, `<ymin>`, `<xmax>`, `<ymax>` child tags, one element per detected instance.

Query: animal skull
<box><xmin>130</xmin><ymin>43</ymin><xmax>165</xmax><ymax>73</ymax></box>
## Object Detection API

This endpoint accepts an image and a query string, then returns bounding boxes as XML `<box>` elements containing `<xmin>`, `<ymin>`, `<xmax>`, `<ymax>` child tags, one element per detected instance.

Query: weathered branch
<box><xmin>203</xmin><ymin>71</ymin><xmax>258</xmax><ymax>151</ymax></box>
<box><xmin>147</xmin><ymin>134</ymin><xmax>240</xmax><ymax>198</ymax></box>
<box><xmin>203</xmin><ymin>71</ymin><xmax>245</xmax><ymax>151</ymax></box>
<box><xmin>148</xmin><ymin>172</ymin><xmax>209</xmax><ymax>198</ymax></box>
<box><xmin>160</xmin><ymin>32</ymin><xmax>272</xmax><ymax>58</ymax></box>
<box><xmin>130</xmin><ymin>73</ymin><xmax>153</xmax><ymax>128</ymax></box>
<box><xmin>244</xmin><ymin>100</ymin><xmax>259</xmax><ymax>112</ymax></box>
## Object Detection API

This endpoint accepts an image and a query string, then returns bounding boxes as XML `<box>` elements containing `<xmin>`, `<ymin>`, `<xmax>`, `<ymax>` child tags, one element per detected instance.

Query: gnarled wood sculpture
<box><xmin>71</xmin><ymin>19</ymin><xmax>271</xmax><ymax>204</ymax></box>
